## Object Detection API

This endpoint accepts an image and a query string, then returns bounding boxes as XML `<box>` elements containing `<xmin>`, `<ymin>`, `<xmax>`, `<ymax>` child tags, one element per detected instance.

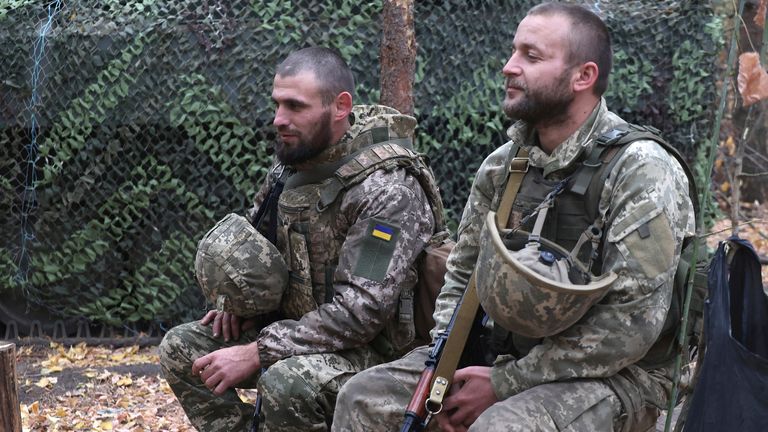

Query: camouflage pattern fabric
<box><xmin>160</xmin><ymin>105</ymin><xmax>435</xmax><ymax>431</ymax></box>
<box><xmin>333</xmin><ymin>99</ymin><xmax>695</xmax><ymax>431</ymax></box>
<box><xmin>195</xmin><ymin>213</ymin><xmax>288</xmax><ymax>318</ymax></box>
<box><xmin>333</xmin><ymin>346</ymin><xmax>662</xmax><ymax>431</ymax></box>
<box><xmin>160</xmin><ymin>319</ymin><xmax>385</xmax><ymax>431</ymax></box>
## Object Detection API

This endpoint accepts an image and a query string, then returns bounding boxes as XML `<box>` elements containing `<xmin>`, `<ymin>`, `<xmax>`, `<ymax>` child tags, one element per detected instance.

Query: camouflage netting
<box><xmin>0</xmin><ymin>0</ymin><xmax>723</xmax><ymax>332</ymax></box>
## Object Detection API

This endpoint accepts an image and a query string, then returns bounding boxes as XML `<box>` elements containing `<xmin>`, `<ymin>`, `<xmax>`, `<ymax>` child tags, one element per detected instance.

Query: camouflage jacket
<box><xmin>247</xmin><ymin>105</ymin><xmax>435</xmax><ymax>367</ymax></box>
<box><xmin>431</xmin><ymin>99</ymin><xmax>696</xmax><ymax>400</ymax></box>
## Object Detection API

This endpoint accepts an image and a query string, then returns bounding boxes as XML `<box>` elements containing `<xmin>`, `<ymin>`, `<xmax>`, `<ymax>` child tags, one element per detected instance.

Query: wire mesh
<box><xmin>0</xmin><ymin>0</ymin><xmax>722</xmax><ymax>332</ymax></box>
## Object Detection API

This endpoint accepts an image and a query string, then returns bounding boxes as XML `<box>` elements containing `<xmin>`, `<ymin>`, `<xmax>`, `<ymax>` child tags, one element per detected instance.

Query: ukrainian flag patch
<box><xmin>354</xmin><ymin>219</ymin><xmax>401</xmax><ymax>282</ymax></box>
<box><xmin>372</xmin><ymin>223</ymin><xmax>394</xmax><ymax>241</ymax></box>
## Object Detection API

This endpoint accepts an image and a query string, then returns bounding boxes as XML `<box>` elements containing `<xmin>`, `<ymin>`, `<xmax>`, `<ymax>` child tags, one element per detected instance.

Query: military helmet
<box><xmin>476</xmin><ymin>211</ymin><xmax>617</xmax><ymax>338</ymax></box>
<box><xmin>195</xmin><ymin>213</ymin><xmax>288</xmax><ymax>318</ymax></box>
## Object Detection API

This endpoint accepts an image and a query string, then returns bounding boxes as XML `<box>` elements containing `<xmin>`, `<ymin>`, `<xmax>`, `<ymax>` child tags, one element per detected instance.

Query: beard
<box><xmin>503</xmin><ymin>72</ymin><xmax>574</xmax><ymax>126</ymax></box>
<box><xmin>274</xmin><ymin>109</ymin><xmax>333</xmax><ymax>165</ymax></box>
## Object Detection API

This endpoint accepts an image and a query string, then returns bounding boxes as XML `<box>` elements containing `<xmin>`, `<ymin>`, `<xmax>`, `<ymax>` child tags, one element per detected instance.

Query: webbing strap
<box><xmin>427</xmin><ymin>146</ymin><xmax>528</xmax><ymax>410</ymax></box>
<box><xmin>283</xmin><ymin>129</ymin><xmax>413</xmax><ymax>190</ymax></box>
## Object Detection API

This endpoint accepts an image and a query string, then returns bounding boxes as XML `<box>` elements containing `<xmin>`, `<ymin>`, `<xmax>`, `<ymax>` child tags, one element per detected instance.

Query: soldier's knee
<box><xmin>158</xmin><ymin>324</ymin><xmax>193</xmax><ymax>373</ymax></box>
<box><xmin>258</xmin><ymin>357</ymin><xmax>318</xmax><ymax>400</ymax></box>
<box><xmin>336</xmin><ymin>370</ymin><xmax>366</xmax><ymax>409</ymax></box>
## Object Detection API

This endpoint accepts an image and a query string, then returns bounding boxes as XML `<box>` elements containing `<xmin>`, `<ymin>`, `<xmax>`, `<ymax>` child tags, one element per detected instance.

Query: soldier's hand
<box><xmin>200</xmin><ymin>310</ymin><xmax>257</xmax><ymax>342</ymax></box>
<box><xmin>435</xmin><ymin>366</ymin><xmax>497</xmax><ymax>431</ymax></box>
<box><xmin>192</xmin><ymin>344</ymin><xmax>261</xmax><ymax>395</ymax></box>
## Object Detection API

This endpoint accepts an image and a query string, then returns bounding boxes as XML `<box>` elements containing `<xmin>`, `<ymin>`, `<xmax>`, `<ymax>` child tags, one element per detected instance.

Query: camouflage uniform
<box><xmin>333</xmin><ymin>99</ymin><xmax>696</xmax><ymax>431</ymax></box>
<box><xmin>160</xmin><ymin>105</ymin><xmax>436</xmax><ymax>432</ymax></box>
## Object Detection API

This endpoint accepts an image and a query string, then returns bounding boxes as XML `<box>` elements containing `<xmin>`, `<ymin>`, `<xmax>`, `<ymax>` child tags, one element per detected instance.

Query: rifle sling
<box><xmin>427</xmin><ymin>146</ymin><xmax>529</xmax><ymax>411</ymax></box>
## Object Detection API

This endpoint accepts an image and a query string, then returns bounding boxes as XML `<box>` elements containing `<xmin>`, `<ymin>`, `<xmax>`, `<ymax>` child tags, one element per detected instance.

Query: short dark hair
<box><xmin>528</xmin><ymin>2</ymin><xmax>612</xmax><ymax>96</ymax></box>
<box><xmin>275</xmin><ymin>46</ymin><xmax>355</xmax><ymax>105</ymax></box>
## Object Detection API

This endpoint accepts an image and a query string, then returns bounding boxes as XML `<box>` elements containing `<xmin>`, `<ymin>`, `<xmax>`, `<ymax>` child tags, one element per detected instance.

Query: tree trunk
<box><xmin>0</xmin><ymin>341</ymin><xmax>22</xmax><ymax>432</ymax></box>
<box><xmin>380</xmin><ymin>0</ymin><xmax>416</xmax><ymax>116</ymax></box>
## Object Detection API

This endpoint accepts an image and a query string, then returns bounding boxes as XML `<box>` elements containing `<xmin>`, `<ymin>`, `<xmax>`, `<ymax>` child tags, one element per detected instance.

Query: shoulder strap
<box><xmin>252</xmin><ymin>165</ymin><xmax>291</xmax><ymax>244</ymax></box>
<box><xmin>574</xmin><ymin>123</ymin><xmax>700</xmax><ymax>232</ymax></box>
<box><xmin>426</xmin><ymin>144</ymin><xmax>528</xmax><ymax>411</ymax></box>
<box><xmin>283</xmin><ymin>127</ymin><xmax>414</xmax><ymax>190</ymax></box>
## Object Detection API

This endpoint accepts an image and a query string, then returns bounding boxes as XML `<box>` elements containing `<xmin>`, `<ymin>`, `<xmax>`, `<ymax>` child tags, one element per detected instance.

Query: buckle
<box><xmin>509</xmin><ymin>157</ymin><xmax>529</xmax><ymax>173</ymax></box>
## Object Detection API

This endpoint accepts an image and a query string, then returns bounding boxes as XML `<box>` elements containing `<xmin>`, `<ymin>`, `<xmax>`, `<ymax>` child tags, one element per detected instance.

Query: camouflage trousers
<box><xmin>159</xmin><ymin>320</ymin><xmax>386</xmax><ymax>432</ymax></box>
<box><xmin>333</xmin><ymin>346</ymin><xmax>663</xmax><ymax>432</ymax></box>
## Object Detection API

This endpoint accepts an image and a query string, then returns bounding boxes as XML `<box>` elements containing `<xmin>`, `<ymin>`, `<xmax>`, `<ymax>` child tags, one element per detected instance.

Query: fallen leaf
<box><xmin>35</xmin><ymin>377</ymin><xmax>58</xmax><ymax>388</ymax></box>
<box><xmin>738</xmin><ymin>52</ymin><xmax>768</xmax><ymax>107</ymax></box>
<box><xmin>756</xmin><ymin>0</ymin><xmax>766</xmax><ymax>28</ymax></box>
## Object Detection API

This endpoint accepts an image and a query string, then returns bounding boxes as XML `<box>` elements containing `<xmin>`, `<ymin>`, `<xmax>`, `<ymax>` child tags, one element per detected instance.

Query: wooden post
<box><xmin>380</xmin><ymin>0</ymin><xmax>416</xmax><ymax>116</ymax></box>
<box><xmin>0</xmin><ymin>341</ymin><xmax>22</xmax><ymax>432</ymax></box>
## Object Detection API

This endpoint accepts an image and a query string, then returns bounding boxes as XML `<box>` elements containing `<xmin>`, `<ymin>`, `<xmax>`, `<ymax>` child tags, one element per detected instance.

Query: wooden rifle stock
<box><xmin>400</xmin><ymin>281</ymin><xmax>470</xmax><ymax>432</ymax></box>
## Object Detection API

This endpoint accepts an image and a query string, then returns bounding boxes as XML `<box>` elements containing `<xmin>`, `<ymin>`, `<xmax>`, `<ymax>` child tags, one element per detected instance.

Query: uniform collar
<box><xmin>507</xmin><ymin>99</ymin><xmax>610</xmax><ymax>178</ymax></box>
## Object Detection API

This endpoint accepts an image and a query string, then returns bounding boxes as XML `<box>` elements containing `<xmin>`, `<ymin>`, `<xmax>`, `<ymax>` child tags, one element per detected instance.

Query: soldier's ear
<box><xmin>572</xmin><ymin>61</ymin><xmax>598</xmax><ymax>93</ymax></box>
<box><xmin>333</xmin><ymin>91</ymin><xmax>353</xmax><ymax>121</ymax></box>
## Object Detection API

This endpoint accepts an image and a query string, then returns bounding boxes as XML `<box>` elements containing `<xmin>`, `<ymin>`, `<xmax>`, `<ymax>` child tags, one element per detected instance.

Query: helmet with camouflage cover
<box><xmin>195</xmin><ymin>213</ymin><xmax>288</xmax><ymax>318</ymax></box>
<box><xmin>476</xmin><ymin>211</ymin><xmax>617</xmax><ymax>338</ymax></box>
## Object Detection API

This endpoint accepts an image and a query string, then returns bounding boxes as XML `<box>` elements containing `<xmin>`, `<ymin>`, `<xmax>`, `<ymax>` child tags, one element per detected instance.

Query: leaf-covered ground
<box><xmin>16</xmin><ymin>342</ymin><xmax>261</xmax><ymax>431</ymax></box>
<box><xmin>14</xmin><ymin>214</ymin><xmax>766</xmax><ymax>431</ymax></box>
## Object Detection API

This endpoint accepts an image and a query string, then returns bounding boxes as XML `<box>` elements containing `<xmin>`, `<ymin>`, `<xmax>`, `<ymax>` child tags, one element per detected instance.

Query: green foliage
<box><xmin>605</xmin><ymin>49</ymin><xmax>654</xmax><ymax>109</ymax></box>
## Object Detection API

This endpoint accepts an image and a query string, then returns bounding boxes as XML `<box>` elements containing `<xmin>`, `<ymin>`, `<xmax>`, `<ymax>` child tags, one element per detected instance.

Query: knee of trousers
<box><xmin>158</xmin><ymin>324</ymin><xmax>196</xmax><ymax>377</ymax></box>
<box><xmin>258</xmin><ymin>356</ymin><xmax>323</xmax><ymax>404</ymax></box>
<box><xmin>335</xmin><ymin>369</ymin><xmax>368</xmax><ymax>412</ymax></box>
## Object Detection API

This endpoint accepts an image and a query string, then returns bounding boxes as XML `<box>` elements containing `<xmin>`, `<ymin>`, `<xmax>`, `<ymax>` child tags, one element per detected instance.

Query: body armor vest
<box><xmin>273</xmin><ymin>128</ymin><xmax>445</xmax><ymax>322</ymax></box>
<box><xmin>491</xmin><ymin>124</ymin><xmax>701</xmax><ymax>363</ymax></box>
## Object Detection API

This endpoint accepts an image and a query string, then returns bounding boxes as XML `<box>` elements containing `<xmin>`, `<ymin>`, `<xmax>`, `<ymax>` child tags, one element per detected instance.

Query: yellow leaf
<box><xmin>35</xmin><ymin>377</ymin><xmax>58</xmax><ymax>388</ymax></box>
<box><xmin>724</xmin><ymin>136</ymin><xmax>736</xmax><ymax>156</ymax></box>
<box><xmin>30</xmin><ymin>400</ymin><xmax>40</xmax><ymax>414</ymax></box>
<box><xmin>41</xmin><ymin>365</ymin><xmax>64</xmax><ymax>375</ymax></box>
<box><xmin>84</xmin><ymin>369</ymin><xmax>99</xmax><ymax>378</ymax></box>
<box><xmin>720</xmin><ymin>181</ymin><xmax>731</xmax><ymax>193</ymax></box>
<box><xmin>100</xmin><ymin>420</ymin><xmax>114</xmax><ymax>430</ymax></box>
<box><xmin>55</xmin><ymin>407</ymin><xmax>67</xmax><ymax>417</ymax></box>
<box><xmin>116</xmin><ymin>376</ymin><xmax>133</xmax><ymax>387</ymax></box>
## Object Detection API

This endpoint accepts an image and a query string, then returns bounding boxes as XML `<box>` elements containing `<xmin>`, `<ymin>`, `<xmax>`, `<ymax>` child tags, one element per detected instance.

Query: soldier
<box><xmin>160</xmin><ymin>46</ymin><xmax>439</xmax><ymax>431</ymax></box>
<box><xmin>333</xmin><ymin>3</ymin><xmax>695</xmax><ymax>432</ymax></box>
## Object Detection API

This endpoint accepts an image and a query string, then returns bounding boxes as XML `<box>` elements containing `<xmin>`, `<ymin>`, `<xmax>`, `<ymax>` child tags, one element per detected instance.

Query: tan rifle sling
<box><xmin>426</xmin><ymin>146</ymin><xmax>529</xmax><ymax>413</ymax></box>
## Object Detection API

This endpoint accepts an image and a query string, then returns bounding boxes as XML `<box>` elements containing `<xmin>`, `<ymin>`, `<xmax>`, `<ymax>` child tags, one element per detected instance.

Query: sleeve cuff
<box><xmin>490</xmin><ymin>354</ymin><xmax>535</xmax><ymax>400</ymax></box>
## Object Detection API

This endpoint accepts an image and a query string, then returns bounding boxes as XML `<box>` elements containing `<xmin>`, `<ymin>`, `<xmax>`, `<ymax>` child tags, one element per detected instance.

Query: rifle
<box><xmin>401</xmin><ymin>273</ymin><xmax>485</xmax><ymax>432</ymax></box>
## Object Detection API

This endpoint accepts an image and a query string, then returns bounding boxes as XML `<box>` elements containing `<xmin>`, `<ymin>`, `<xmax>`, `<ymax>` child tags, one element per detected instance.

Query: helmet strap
<box><xmin>568</xmin><ymin>219</ymin><xmax>604</xmax><ymax>274</ymax></box>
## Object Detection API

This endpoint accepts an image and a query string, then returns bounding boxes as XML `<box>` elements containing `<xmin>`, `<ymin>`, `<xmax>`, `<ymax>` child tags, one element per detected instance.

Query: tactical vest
<box><xmin>269</xmin><ymin>127</ymin><xmax>447</xmax><ymax>352</ymax></box>
<box><xmin>492</xmin><ymin>124</ymin><xmax>705</xmax><ymax>367</ymax></box>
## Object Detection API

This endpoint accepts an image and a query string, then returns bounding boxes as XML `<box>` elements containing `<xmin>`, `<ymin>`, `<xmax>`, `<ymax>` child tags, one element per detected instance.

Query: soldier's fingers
<box><xmin>213</xmin><ymin>377</ymin><xmax>232</xmax><ymax>395</ymax></box>
<box><xmin>212</xmin><ymin>312</ymin><xmax>223</xmax><ymax>338</ymax></box>
<box><xmin>230</xmin><ymin>314</ymin><xmax>241</xmax><ymax>341</ymax></box>
<box><xmin>200</xmin><ymin>310</ymin><xmax>218</xmax><ymax>325</ymax></box>
<box><xmin>221</xmin><ymin>312</ymin><xmax>232</xmax><ymax>341</ymax></box>
<box><xmin>192</xmin><ymin>353</ymin><xmax>210</xmax><ymax>375</ymax></box>
<box><xmin>203</xmin><ymin>371</ymin><xmax>220</xmax><ymax>391</ymax></box>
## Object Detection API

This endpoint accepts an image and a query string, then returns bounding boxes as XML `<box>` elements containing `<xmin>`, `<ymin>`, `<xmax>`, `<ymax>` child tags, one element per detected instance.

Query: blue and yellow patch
<box><xmin>354</xmin><ymin>219</ymin><xmax>401</xmax><ymax>282</ymax></box>
<box><xmin>372</xmin><ymin>224</ymin><xmax>394</xmax><ymax>241</ymax></box>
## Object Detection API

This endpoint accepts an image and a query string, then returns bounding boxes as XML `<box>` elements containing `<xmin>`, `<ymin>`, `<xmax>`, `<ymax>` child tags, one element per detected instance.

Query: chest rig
<box><xmin>271</xmin><ymin>127</ymin><xmax>446</xmax><ymax>321</ymax></box>
<box><xmin>491</xmin><ymin>123</ymin><xmax>699</xmax><ymax>358</ymax></box>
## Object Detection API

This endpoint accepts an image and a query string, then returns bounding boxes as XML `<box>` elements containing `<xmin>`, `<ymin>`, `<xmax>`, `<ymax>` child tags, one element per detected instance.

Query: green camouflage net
<box><xmin>0</xmin><ymin>0</ymin><xmax>722</xmax><ymax>331</ymax></box>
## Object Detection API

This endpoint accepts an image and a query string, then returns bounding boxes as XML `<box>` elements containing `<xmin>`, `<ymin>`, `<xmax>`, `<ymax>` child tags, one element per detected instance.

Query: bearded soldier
<box><xmin>334</xmin><ymin>3</ymin><xmax>695</xmax><ymax>432</ymax></box>
<box><xmin>160</xmin><ymin>46</ymin><xmax>441</xmax><ymax>431</ymax></box>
